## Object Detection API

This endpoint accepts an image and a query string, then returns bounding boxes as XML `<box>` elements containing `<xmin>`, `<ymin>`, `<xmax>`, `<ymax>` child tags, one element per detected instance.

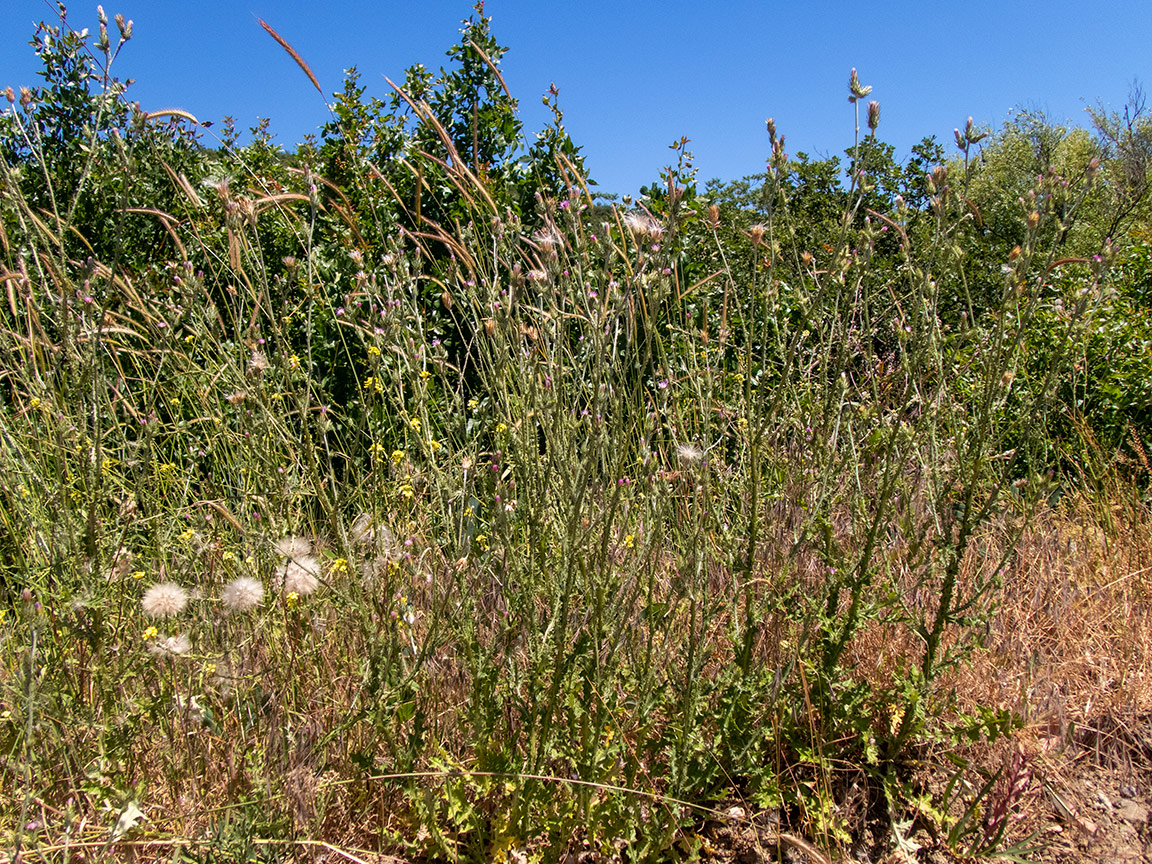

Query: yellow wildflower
<box><xmin>367</xmin><ymin>345</ymin><xmax>381</xmax><ymax>357</ymax></box>
<box><xmin>142</xmin><ymin>625</ymin><xmax>158</xmax><ymax>641</ymax></box>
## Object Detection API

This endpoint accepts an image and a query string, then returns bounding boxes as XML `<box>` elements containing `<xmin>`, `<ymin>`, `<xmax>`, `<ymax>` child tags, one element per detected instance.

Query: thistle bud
<box><xmin>484</xmin><ymin>318</ymin><xmax>496</xmax><ymax>337</ymax></box>
<box><xmin>867</xmin><ymin>100</ymin><xmax>880</xmax><ymax>133</ymax></box>
<box><xmin>964</xmin><ymin>116</ymin><xmax>987</xmax><ymax>145</ymax></box>
<box><xmin>4</xmin><ymin>87</ymin><xmax>14</xmax><ymax>105</ymax></box>
<box><xmin>19</xmin><ymin>87</ymin><xmax>32</xmax><ymax>109</ymax></box>
<box><xmin>1086</xmin><ymin>156</ymin><xmax>1100</xmax><ymax>183</ymax></box>
<box><xmin>1026</xmin><ymin>211</ymin><xmax>1040</xmax><ymax>230</ymax></box>
<box><xmin>930</xmin><ymin>165</ymin><xmax>948</xmax><ymax>193</ymax></box>
<box><xmin>765</xmin><ymin>117</ymin><xmax>777</xmax><ymax>143</ymax></box>
<box><xmin>848</xmin><ymin>68</ymin><xmax>872</xmax><ymax>102</ymax></box>
<box><xmin>441</xmin><ymin>290</ymin><xmax>453</xmax><ymax>310</ymax></box>
<box><xmin>97</xmin><ymin>5</ymin><xmax>107</xmax><ymax>24</ymax></box>
<box><xmin>707</xmin><ymin>204</ymin><xmax>720</xmax><ymax>229</ymax></box>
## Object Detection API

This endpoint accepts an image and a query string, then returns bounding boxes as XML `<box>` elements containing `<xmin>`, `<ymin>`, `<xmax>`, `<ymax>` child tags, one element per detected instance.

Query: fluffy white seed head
<box><xmin>141</xmin><ymin>582</ymin><xmax>188</xmax><ymax>618</ymax></box>
<box><xmin>274</xmin><ymin>535</ymin><xmax>312</xmax><ymax>559</ymax></box>
<box><xmin>221</xmin><ymin>576</ymin><xmax>264</xmax><ymax>612</ymax></box>
<box><xmin>147</xmin><ymin>633</ymin><xmax>191</xmax><ymax>657</ymax></box>
<box><xmin>277</xmin><ymin>556</ymin><xmax>320</xmax><ymax>597</ymax></box>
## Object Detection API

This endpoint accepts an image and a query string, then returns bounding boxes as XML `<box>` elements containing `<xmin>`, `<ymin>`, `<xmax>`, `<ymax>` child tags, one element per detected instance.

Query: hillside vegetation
<box><xmin>2</xmin><ymin>5</ymin><xmax>1152</xmax><ymax>862</ymax></box>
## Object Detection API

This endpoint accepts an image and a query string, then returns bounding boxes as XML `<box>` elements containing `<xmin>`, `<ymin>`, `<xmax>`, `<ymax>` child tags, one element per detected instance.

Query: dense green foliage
<box><xmin>2</xmin><ymin>4</ymin><xmax>1151</xmax><ymax>862</ymax></box>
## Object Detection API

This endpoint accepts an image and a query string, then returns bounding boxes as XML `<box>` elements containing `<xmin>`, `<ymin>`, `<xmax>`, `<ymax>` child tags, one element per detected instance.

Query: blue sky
<box><xmin>2</xmin><ymin>0</ymin><xmax>1149</xmax><ymax>196</ymax></box>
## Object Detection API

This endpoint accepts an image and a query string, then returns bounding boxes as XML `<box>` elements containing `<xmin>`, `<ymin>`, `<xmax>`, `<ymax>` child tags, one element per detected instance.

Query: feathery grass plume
<box><xmin>277</xmin><ymin>556</ymin><xmax>321</xmax><ymax>597</ymax></box>
<box><xmin>147</xmin><ymin>633</ymin><xmax>191</xmax><ymax>657</ymax></box>
<box><xmin>141</xmin><ymin>582</ymin><xmax>188</xmax><ymax>617</ymax></box>
<box><xmin>258</xmin><ymin>18</ymin><xmax>324</xmax><ymax>98</ymax></box>
<box><xmin>274</xmin><ymin>535</ymin><xmax>312</xmax><ymax>559</ymax></box>
<box><xmin>221</xmin><ymin>576</ymin><xmax>264</xmax><ymax>612</ymax></box>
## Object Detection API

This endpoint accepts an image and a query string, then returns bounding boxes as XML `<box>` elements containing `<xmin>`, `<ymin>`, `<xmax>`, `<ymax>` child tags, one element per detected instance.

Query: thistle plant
<box><xmin>0</xmin><ymin>8</ymin><xmax>1140</xmax><ymax>863</ymax></box>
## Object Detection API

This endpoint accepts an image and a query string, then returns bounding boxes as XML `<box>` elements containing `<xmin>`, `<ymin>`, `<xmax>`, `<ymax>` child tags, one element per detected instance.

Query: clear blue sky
<box><xmin>2</xmin><ymin>0</ymin><xmax>1149</xmax><ymax>196</ymax></box>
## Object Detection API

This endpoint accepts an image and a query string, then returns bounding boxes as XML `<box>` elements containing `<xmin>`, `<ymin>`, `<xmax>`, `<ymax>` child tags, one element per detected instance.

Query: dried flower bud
<box><xmin>929</xmin><ymin>165</ymin><xmax>948</xmax><ymax>194</ymax></box>
<box><xmin>964</xmin><ymin>116</ymin><xmax>987</xmax><ymax>145</ymax></box>
<box><xmin>1086</xmin><ymin>156</ymin><xmax>1100</xmax><ymax>183</ymax></box>
<box><xmin>707</xmin><ymin>204</ymin><xmax>720</xmax><ymax>229</ymax></box>
<box><xmin>97</xmin><ymin>5</ymin><xmax>108</xmax><ymax>24</ymax></box>
<box><xmin>1026</xmin><ymin>211</ymin><xmax>1039</xmax><ymax>230</ymax></box>
<box><xmin>441</xmin><ymin>290</ymin><xmax>453</xmax><ymax>310</ymax></box>
<box><xmin>801</xmin><ymin>251</ymin><xmax>814</xmax><ymax>266</ymax></box>
<box><xmin>19</xmin><ymin>87</ymin><xmax>33</xmax><ymax>109</ymax></box>
<box><xmin>765</xmin><ymin>117</ymin><xmax>777</xmax><ymax>143</ymax></box>
<box><xmin>1008</xmin><ymin>245</ymin><xmax>1021</xmax><ymax>261</ymax></box>
<box><xmin>4</xmin><ymin>87</ymin><xmax>14</xmax><ymax>105</ymax></box>
<box><xmin>867</xmin><ymin>100</ymin><xmax>880</xmax><ymax>132</ymax></box>
<box><xmin>748</xmin><ymin>224</ymin><xmax>766</xmax><ymax>246</ymax></box>
<box><xmin>484</xmin><ymin>318</ymin><xmax>496</xmax><ymax>337</ymax></box>
<box><xmin>848</xmin><ymin>68</ymin><xmax>872</xmax><ymax>102</ymax></box>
